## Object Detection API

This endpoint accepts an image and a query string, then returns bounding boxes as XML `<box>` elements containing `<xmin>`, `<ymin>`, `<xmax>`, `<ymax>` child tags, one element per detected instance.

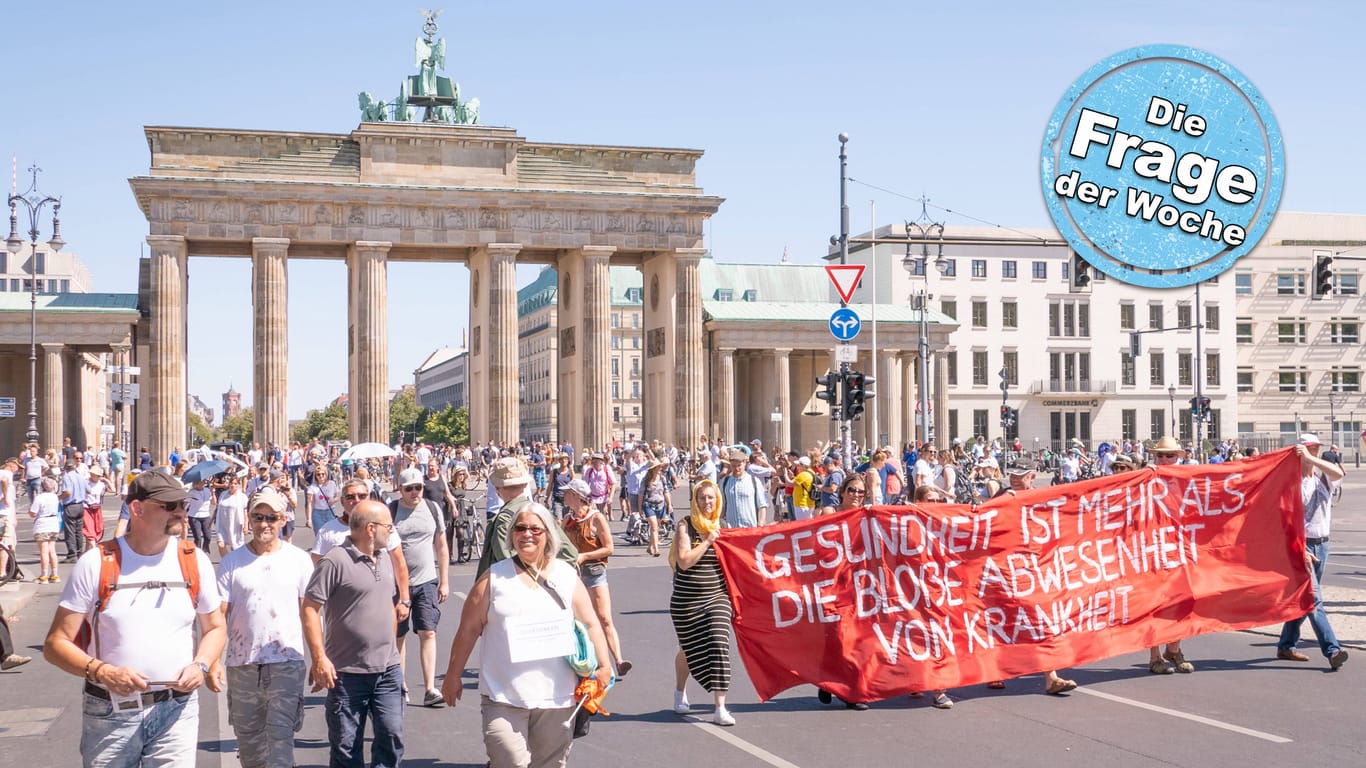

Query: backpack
<box><xmin>952</xmin><ymin>461</ymin><xmax>975</xmax><ymax>504</ymax></box>
<box><xmin>76</xmin><ymin>538</ymin><xmax>202</xmax><ymax>654</ymax></box>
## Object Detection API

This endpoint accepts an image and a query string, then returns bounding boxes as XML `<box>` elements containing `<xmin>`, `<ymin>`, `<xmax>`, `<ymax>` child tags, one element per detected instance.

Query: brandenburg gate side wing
<box><xmin>128</xmin><ymin>122</ymin><xmax>723</xmax><ymax>459</ymax></box>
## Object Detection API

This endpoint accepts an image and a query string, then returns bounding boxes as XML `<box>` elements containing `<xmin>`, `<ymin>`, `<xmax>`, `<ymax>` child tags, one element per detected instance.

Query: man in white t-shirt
<box><xmin>44</xmin><ymin>470</ymin><xmax>225</xmax><ymax>767</ymax></box>
<box><xmin>208</xmin><ymin>489</ymin><xmax>315</xmax><ymax>768</ymax></box>
<box><xmin>313</xmin><ymin>478</ymin><xmax>412</xmax><ymax>620</ymax></box>
<box><xmin>0</xmin><ymin>458</ymin><xmax>16</xmax><ymax>577</ymax></box>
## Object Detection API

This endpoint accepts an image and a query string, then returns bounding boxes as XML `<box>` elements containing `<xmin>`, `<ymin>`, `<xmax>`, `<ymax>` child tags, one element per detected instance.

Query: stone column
<box><xmin>882</xmin><ymin>349</ymin><xmax>902</xmax><ymax>452</ymax></box>
<box><xmin>773</xmin><ymin>348</ymin><xmax>791</xmax><ymax>452</ymax></box>
<box><xmin>581</xmin><ymin>246</ymin><xmax>614</xmax><ymax>451</ymax></box>
<box><xmin>146</xmin><ymin>234</ymin><xmax>187</xmax><ymax>465</ymax></box>
<box><xmin>899</xmin><ymin>353</ymin><xmax>916</xmax><ymax>446</ymax></box>
<box><xmin>252</xmin><ymin>238</ymin><xmax>290</xmax><ymax>451</ymax></box>
<box><xmin>42</xmin><ymin>343</ymin><xmax>64</xmax><ymax>450</ymax></box>
<box><xmin>674</xmin><ymin>249</ymin><xmax>706</xmax><ymax>448</ymax></box>
<box><xmin>112</xmin><ymin>343</ymin><xmax>131</xmax><ymax>452</ymax></box>
<box><xmin>714</xmin><ymin>348</ymin><xmax>735</xmax><ymax>443</ymax></box>
<box><xmin>486</xmin><ymin>244</ymin><xmax>521</xmax><ymax>444</ymax></box>
<box><xmin>934</xmin><ymin>352</ymin><xmax>950</xmax><ymax>443</ymax></box>
<box><xmin>348</xmin><ymin>241</ymin><xmax>390</xmax><ymax>445</ymax></box>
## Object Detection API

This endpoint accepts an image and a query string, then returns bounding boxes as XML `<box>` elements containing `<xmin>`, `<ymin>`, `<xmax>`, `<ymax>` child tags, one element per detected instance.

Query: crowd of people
<box><xmin>0</xmin><ymin>426</ymin><xmax>1348</xmax><ymax>766</ymax></box>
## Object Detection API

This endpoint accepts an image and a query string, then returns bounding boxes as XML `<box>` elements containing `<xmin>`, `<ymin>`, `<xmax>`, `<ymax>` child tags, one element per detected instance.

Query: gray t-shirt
<box><xmin>392</xmin><ymin>499</ymin><xmax>444</xmax><ymax>587</ymax></box>
<box><xmin>304</xmin><ymin>540</ymin><xmax>400</xmax><ymax>674</ymax></box>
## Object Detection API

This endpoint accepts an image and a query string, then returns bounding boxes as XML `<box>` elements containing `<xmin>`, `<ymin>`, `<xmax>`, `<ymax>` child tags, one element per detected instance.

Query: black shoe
<box><xmin>845</xmin><ymin>701</ymin><xmax>869</xmax><ymax>711</ymax></box>
<box><xmin>817</xmin><ymin>689</ymin><xmax>832</xmax><ymax>704</ymax></box>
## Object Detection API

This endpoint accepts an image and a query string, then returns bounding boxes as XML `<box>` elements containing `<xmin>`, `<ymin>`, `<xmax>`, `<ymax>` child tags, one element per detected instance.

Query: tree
<box><xmin>389</xmin><ymin>388</ymin><xmax>425</xmax><ymax>445</ymax></box>
<box><xmin>421</xmin><ymin>405</ymin><xmax>469</xmax><ymax>447</ymax></box>
<box><xmin>187</xmin><ymin>411</ymin><xmax>213</xmax><ymax>447</ymax></box>
<box><xmin>219</xmin><ymin>407</ymin><xmax>254</xmax><ymax>445</ymax></box>
<box><xmin>292</xmin><ymin>403</ymin><xmax>350</xmax><ymax>444</ymax></box>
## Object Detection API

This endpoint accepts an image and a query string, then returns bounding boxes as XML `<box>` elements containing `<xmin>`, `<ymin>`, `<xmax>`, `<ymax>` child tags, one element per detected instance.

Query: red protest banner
<box><xmin>712</xmin><ymin>449</ymin><xmax>1314</xmax><ymax>703</ymax></box>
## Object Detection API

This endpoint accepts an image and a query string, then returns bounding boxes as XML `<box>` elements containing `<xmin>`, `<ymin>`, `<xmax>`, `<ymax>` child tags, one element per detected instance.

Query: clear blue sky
<box><xmin>6</xmin><ymin>1</ymin><xmax>1363</xmax><ymax>418</ymax></box>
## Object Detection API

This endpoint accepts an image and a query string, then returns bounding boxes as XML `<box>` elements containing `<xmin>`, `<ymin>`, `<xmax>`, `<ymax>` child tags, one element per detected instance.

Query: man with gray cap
<box><xmin>719</xmin><ymin>448</ymin><xmax>769</xmax><ymax>528</ymax></box>
<box><xmin>1277</xmin><ymin>433</ymin><xmax>1349</xmax><ymax>670</ymax></box>
<box><xmin>389</xmin><ymin>467</ymin><xmax>449</xmax><ymax>707</ymax></box>
<box><xmin>476</xmin><ymin>457</ymin><xmax>577</xmax><ymax>579</ymax></box>
<box><xmin>207</xmin><ymin>488</ymin><xmax>315</xmax><ymax>768</ymax></box>
<box><xmin>44</xmin><ymin>469</ymin><xmax>225</xmax><ymax>767</ymax></box>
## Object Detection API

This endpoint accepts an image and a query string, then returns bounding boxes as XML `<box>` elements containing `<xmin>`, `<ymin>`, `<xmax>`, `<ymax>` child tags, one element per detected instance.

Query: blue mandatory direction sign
<box><xmin>1041</xmin><ymin>45</ymin><xmax>1284</xmax><ymax>288</ymax></box>
<box><xmin>829</xmin><ymin>308</ymin><xmax>861</xmax><ymax>341</ymax></box>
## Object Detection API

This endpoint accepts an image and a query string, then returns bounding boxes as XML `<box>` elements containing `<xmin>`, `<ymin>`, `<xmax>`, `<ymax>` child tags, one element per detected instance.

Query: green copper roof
<box><xmin>0</xmin><ymin>292</ymin><xmax>140</xmax><ymax>314</ymax></box>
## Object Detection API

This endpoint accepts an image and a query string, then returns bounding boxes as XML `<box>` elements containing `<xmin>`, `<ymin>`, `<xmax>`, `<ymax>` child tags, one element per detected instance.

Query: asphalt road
<box><xmin>2</xmin><ymin>471</ymin><xmax>1363</xmax><ymax>767</ymax></box>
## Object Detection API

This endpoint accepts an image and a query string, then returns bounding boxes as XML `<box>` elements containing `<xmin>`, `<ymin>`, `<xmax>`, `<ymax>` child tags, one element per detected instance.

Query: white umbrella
<box><xmin>341</xmin><ymin>442</ymin><xmax>399</xmax><ymax>461</ymax></box>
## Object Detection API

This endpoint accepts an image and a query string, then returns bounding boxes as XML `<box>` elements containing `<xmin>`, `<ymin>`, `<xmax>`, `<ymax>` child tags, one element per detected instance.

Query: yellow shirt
<box><xmin>793</xmin><ymin>469</ymin><xmax>816</xmax><ymax>509</ymax></box>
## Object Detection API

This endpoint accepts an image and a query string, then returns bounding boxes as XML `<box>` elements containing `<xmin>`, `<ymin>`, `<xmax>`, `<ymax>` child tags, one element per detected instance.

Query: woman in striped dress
<box><xmin>668</xmin><ymin>479</ymin><xmax>735</xmax><ymax>726</ymax></box>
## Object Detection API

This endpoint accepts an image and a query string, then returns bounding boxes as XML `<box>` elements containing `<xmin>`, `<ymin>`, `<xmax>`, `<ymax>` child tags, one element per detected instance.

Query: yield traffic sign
<box><xmin>825</xmin><ymin>264</ymin><xmax>865</xmax><ymax>304</ymax></box>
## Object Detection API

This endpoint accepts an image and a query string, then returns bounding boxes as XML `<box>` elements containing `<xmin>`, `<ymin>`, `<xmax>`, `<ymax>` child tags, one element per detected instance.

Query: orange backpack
<box><xmin>76</xmin><ymin>538</ymin><xmax>202</xmax><ymax>654</ymax></box>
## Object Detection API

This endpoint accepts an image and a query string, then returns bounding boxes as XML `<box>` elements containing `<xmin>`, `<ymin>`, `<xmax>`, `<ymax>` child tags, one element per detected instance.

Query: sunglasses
<box><xmin>402</xmin><ymin>485</ymin><xmax>423</xmax><ymax>492</ymax></box>
<box><xmin>153</xmin><ymin>500</ymin><xmax>187</xmax><ymax>511</ymax></box>
<box><xmin>343</xmin><ymin>492</ymin><xmax>369</xmax><ymax>501</ymax></box>
<box><xmin>513</xmin><ymin>524</ymin><xmax>546</xmax><ymax>536</ymax></box>
<box><xmin>250</xmin><ymin>513</ymin><xmax>282</xmax><ymax>524</ymax></box>
<box><xmin>845</xmin><ymin>488</ymin><xmax>866</xmax><ymax>496</ymax></box>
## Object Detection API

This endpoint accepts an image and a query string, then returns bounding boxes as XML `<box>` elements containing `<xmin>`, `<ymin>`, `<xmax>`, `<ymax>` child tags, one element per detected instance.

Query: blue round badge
<box><xmin>1041</xmin><ymin>45</ymin><xmax>1284</xmax><ymax>288</ymax></box>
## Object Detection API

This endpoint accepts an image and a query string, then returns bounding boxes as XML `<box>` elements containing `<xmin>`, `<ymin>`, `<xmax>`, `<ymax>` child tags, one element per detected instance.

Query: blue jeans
<box><xmin>311</xmin><ymin>507</ymin><xmax>335</xmax><ymax>531</ymax></box>
<box><xmin>325</xmin><ymin>665</ymin><xmax>404</xmax><ymax>768</ymax></box>
<box><xmin>1278</xmin><ymin>540</ymin><xmax>1341</xmax><ymax>658</ymax></box>
<box><xmin>80</xmin><ymin>690</ymin><xmax>198</xmax><ymax>768</ymax></box>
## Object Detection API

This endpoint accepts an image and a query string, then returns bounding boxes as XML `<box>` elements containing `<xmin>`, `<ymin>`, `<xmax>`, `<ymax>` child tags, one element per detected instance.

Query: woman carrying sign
<box><xmin>441</xmin><ymin>502</ymin><xmax>611</xmax><ymax>767</ymax></box>
<box><xmin>669</xmin><ymin>480</ymin><xmax>736</xmax><ymax>725</ymax></box>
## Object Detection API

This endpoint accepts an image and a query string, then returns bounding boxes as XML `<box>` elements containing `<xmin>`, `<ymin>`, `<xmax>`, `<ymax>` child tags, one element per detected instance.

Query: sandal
<box><xmin>1045</xmin><ymin>678</ymin><xmax>1077</xmax><ymax>695</ymax></box>
<box><xmin>987</xmin><ymin>680</ymin><xmax>1006</xmax><ymax>689</ymax></box>
<box><xmin>1163</xmin><ymin>650</ymin><xmax>1194</xmax><ymax>673</ymax></box>
<box><xmin>1149</xmin><ymin>659</ymin><xmax>1174</xmax><ymax>675</ymax></box>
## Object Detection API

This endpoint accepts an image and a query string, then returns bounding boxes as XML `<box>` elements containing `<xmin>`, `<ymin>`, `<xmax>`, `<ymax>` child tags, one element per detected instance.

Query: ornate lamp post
<box><xmin>7</xmin><ymin>164</ymin><xmax>64</xmax><ymax>448</ymax></box>
<box><xmin>903</xmin><ymin>204</ymin><xmax>948</xmax><ymax>446</ymax></box>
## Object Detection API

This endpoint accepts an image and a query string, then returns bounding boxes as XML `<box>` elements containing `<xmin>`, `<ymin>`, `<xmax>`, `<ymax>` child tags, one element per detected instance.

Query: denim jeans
<box><xmin>1278</xmin><ymin>540</ymin><xmax>1341</xmax><ymax>658</ymax></box>
<box><xmin>311</xmin><ymin>508</ymin><xmax>335</xmax><ymax>531</ymax></box>
<box><xmin>325</xmin><ymin>665</ymin><xmax>404</xmax><ymax>768</ymax></box>
<box><xmin>80</xmin><ymin>690</ymin><xmax>198</xmax><ymax>768</ymax></box>
<box><xmin>227</xmin><ymin>661</ymin><xmax>306</xmax><ymax>768</ymax></box>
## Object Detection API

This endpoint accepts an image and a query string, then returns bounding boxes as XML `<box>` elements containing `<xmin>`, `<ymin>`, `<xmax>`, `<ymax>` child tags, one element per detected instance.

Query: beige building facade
<box><xmin>128</xmin><ymin>121</ymin><xmax>721</xmax><ymax>462</ymax></box>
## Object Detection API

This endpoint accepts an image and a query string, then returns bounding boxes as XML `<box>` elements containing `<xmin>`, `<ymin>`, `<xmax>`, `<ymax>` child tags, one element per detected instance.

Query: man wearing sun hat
<box><xmin>1277</xmin><ymin>434</ymin><xmax>1349</xmax><ymax>671</ymax></box>
<box><xmin>476</xmin><ymin>457</ymin><xmax>577</xmax><ymax>579</ymax></box>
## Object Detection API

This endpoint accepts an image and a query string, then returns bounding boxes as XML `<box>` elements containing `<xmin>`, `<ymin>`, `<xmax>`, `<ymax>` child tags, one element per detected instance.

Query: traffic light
<box><xmin>1199</xmin><ymin>396</ymin><xmax>1211</xmax><ymax>420</ymax></box>
<box><xmin>844</xmin><ymin>371</ymin><xmax>875</xmax><ymax>420</ymax></box>
<box><xmin>1129</xmin><ymin>331</ymin><xmax>1141</xmax><ymax>358</ymax></box>
<box><xmin>816</xmin><ymin>372</ymin><xmax>840</xmax><ymax>420</ymax></box>
<box><xmin>1312</xmin><ymin>253</ymin><xmax>1334</xmax><ymax>299</ymax></box>
<box><xmin>999</xmin><ymin>404</ymin><xmax>1018</xmax><ymax>428</ymax></box>
<box><xmin>1189</xmin><ymin>396</ymin><xmax>1200</xmax><ymax>417</ymax></box>
<box><xmin>1071</xmin><ymin>252</ymin><xmax>1091</xmax><ymax>291</ymax></box>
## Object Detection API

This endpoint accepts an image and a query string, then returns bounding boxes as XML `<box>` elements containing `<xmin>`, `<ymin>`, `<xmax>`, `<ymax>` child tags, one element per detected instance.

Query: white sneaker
<box><xmin>712</xmin><ymin>707</ymin><xmax>736</xmax><ymax>726</ymax></box>
<box><xmin>673</xmin><ymin>691</ymin><xmax>691</xmax><ymax>714</ymax></box>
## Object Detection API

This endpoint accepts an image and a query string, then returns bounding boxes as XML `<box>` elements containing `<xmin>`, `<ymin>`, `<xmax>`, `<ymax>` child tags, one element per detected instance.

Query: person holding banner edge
<box><xmin>669</xmin><ymin>479</ymin><xmax>737</xmax><ymax>725</ymax></box>
<box><xmin>1146</xmin><ymin>438</ymin><xmax>1197</xmax><ymax>674</ymax></box>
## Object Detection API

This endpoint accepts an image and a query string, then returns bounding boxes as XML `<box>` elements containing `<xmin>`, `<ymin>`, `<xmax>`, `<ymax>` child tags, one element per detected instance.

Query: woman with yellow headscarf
<box><xmin>668</xmin><ymin>479</ymin><xmax>735</xmax><ymax>725</ymax></box>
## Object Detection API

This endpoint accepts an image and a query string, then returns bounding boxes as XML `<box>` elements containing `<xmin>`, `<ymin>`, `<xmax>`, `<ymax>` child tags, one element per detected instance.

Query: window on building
<box><xmin>742</xmin><ymin>289</ymin><xmax>759</xmax><ymax>302</ymax></box>
<box><xmin>1331</xmin><ymin>368</ymin><xmax>1362</xmax><ymax>393</ymax></box>
<box><xmin>714</xmin><ymin>288</ymin><xmax>733</xmax><ymax>301</ymax></box>
<box><xmin>1150</xmin><ymin>410</ymin><xmax>1165</xmax><ymax>441</ymax></box>
<box><xmin>47</xmin><ymin>279</ymin><xmax>58</xmax><ymax>293</ymax></box>
<box><xmin>1206</xmin><ymin>353</ymin><xmax>1220</xmax><ymax>386</ymax></box>
<box><xmin>611</xmin><ymin>313</ymin><xmax>620</xmax><ymax>328</ymax></box>
<box><xmin>1032</xmin><ymin>261</ymin><xmax>1047</xmax><ymax>279</ymax></box>
<box><xmin>1179</xmin><ymin>410</ymin><xmax>1193</xmax><ymax>442</ymax></box>
<box><xmin>35</xmin><ymin>251</ymin><xmax>45</xmax><ymax>274</ymax></box>
<box><xmin>632</xmin><ymin>313</ymin><xmax>640</xmax><ymax>328</ymax></box>
<box><xmin>1121</xmin><ymin>351</ymin><xmax>1136</xmax><ymax>386</ymax></box>
<box><xmin>1177</xmin><ymin>303</ymin><xmax>1192</xmax><ymax>328</ymax></box>
<box><xmin>1062</xmin><ymin>262</ymin><xmax>1070</xmax><ymax>281</ymax></box>
<box><xmin>1277</xmin><ymin>368</ymin><xmax>1307</xmax><ymax>393</ymax></box>
<box><xmin>945</xmin><ymin>350</ymin><xmax>958</xmax><ymax>386</ymax></box>
<box><xmin>1049</xmin><ymin>351</ymin><xmax>1091</xmax><ymax>391</ymax></box>
<box><xmin>1276</xmin><ymin>272</ymin><xmax>1305</xmax><ymax>296</ymax></box>
<box><xmin>973</xmin><ymin>409</ymin><xmax>989</xmax><ymax>438</ymax></box>
<box><xmin>971</xmin><ymin>259</ymin><xmax>987</xmax><ymax>278</ymax></box>
<box><xmin>1002</xmin><ymin>301</ymin><xmax>1018</xmax><ymax>329</ymax></box>
<box><xmin>631</xmin><ymin>381</ymin><xmax>641</xmax><ymax>398</ymax></box>
<box><xmin>1078</xmin><ymin>304</ymin><xmax>1090</xmax><ymax>337</ymax></box>
<box><xmin>631</xmin><ymin>336</ymin><xmax>640</xmax><ymax>349</ymax></box>
<box><xmin>1237</xmin><ymin>368</ymin><xmax>1254</xmax><ymax>392</ymax></box>
<box><xmin>1121</xmin><ymin>409</ymin><xmax>1137</xmax><ymax>440</ymax></box>
<box><xmin>941</xmin><ymin>259</ymin><xmax>957</xmax><ymax>277</ymax></box>
<box><xmin>1048</xmin><ymin>300</ymin><xmax>1089</xmax><ymax>337</ymax></box>
<box><xmin>631</xmin><ymin>357</ymin><xmax>640</xmax><ymax>376</ymax></box>
<box><xmin>1150</xmin><ymin>352</ymin><xmax>1165</xmax><ymax>386</ymax></box>
<box><xmin>1003</xmin><ymin>351</ymin><xmax>1018</xmax><ymax>385</ymax></box>
<box><xmin>626</xmin><ymin>287</ymin><xmax>642</xmax><ymax>302</ymax></box>
<box><xmin>611</xmin><ymin>382</ymin><xmax>620</xmax><ymax>398</ymax></box>
<box><xmin>1338</xmin><ymin>272</ymin><xmax>1360</xmax><ymax>296</ymax></box>
<box><xmin>1148</xmin><ymin>304</ymin><xmax>1163</xmax><ymax>329</ymax></box>
<box><xmin>1276</xmin><ymin>318</ymin><xmax>1307</xmax><ymax>344</ymax></box>
<box><xmin>947</xmin><ymin>409</ymin><xmax>959</xmax><ymax>441</ymax></box>
<box><xmin>611</xmin><ymin>358</ymin><xmax>620</xmax><ymax>377</ymax></box>
<box><xmin>1178</xmin><ymin>352</ymin><xmax>1193</xmax><ymax>387</ymax></box>
<box><xmin>971</xmin><ymin>301</ymin><xmax>988</xmax><ymax>328</ymax></box>
<box><xmin>1120</xmin><ymin>303</ymin><xmax>1135</xmax><ymax>330</ymax></box>
<box><xmin>1204</xmin><ymin>305</ymin><xmax>1219</xmax><ymax>331</ymax></box>
<box><xmin>941</xmin><ymin>299</ymin><xmax>957</xmax><ymax>320</ymax></box>
<box><xmin>972</xmin><ymin>350</ymin><xmax>988</xmax><ymax>385</ymax></box>
<box><xmin>1002</xmin><ymin>261</ymin><xmax>1017</xmax><ymax>279</ymax></box>
<box><xmin>1236</xmin><ymin>318</ymin><xmax>1253</xmax><ymax>343</ymax></box>
<box><xmin>633</xmin><ymin>406</ymin><xmax>640</xmax><ymax>416</ymax></box>
<box><xmin>613</xmin><ymin>407</ymin><xmax>620</xmax><ymax>421</ymax></box>
<box><xmin>1331</xmin><ymin>319</ymin><xmax>1360</xmax><ymax>344</ymax></box>
<box><xmin>611</xmin><ymin>336</ymin><xmax>620</xmax><ymax>349</ymax></box>
<box><xmin>1235</xmin><ymin>272</ymin><xmax>1252</xmax><ymax>295</ymax></box>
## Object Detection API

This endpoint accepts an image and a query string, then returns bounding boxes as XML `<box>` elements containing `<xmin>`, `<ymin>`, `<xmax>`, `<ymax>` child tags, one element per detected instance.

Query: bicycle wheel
<box><xmin>0</xmin><ymin>545</ymin><xmax>17</xmax><ymax>586</ymax></box>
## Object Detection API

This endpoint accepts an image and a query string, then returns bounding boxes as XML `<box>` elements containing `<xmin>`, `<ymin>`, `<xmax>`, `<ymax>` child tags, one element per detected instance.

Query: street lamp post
<box><xmin>1167</xmin><ymin>384</ymin><xmax>1176</xmax><ymax>438</ymax></box>
<box><xmin>903</xmin><ymin>204</ymin><xmax>947</xmax><ymax>447</ymax></box>
<box><xmin>7</xmin><ymin>164</ymin><xmax>64</xmax><ymax>449</ymax></box>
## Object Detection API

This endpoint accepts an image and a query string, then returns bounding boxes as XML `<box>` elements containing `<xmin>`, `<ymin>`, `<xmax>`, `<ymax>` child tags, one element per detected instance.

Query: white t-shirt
<box><xmin>0</xmin><ymin>467</ymin><xmax>14</xmax><ymax>518</ymax></box>
<box><xmin>31</xmin><ymin>492</ymin><xmax>61</xmax><ymax>534</ymax></box>
<box><xmin>216</xmin><ymin>542</ymin><xmax>314</xmax><ymax>666</ymax></box>
<box><xmin>84</xmin><ymin>479</ymin><xmax>108</xmax><ymax>507</ymax></box>
<box><xmin>215</xmin><ymin>491</ymin><xmax>248</xmax><ymax>550</ymax></box>
<box><xmin>187</xmin><ymin>486</ymin><xmax>214</xmax><ymax>519</ymax></box>
<box><xmin>311</xmin><ymin>517</ymin><xmax>400</xmax><ymax>557</ymax></box>
<box><xmin>59</xmin><ymin>538</ymin><xmax>220</xmax><ymax>689</ymax></box>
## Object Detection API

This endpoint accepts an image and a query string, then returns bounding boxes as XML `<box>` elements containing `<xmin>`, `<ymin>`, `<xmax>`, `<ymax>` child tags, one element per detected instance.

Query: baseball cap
<box><xmin>490</xmin><ymin>457</ymin><xmax>531</xmax><ymax>487</ymax></box>
<box><xmin>249</xmin><ymin>489</ymin><xmax>287</xmax><ymax>514</ymax></box>
<box><xmin>397</xmin><ymin>468</ymin><xmax>423</xmax><ymax>487</ymax></box>
<box><xmin>129</xmin><ymin>470</ymin><xmax>190</xmax><ymax>503</ymax></box>
<box><xmin>1299</xmin><ymin>433</ymin><xmax>1321</xmax><ymax>446</ymax></box>
<box><xmin>977</xmin><ymin>457</ymin><xmax>999</xmax><ymax>469</ymax></box>
<box><xmin>727</xmin><ymin>447</ymin><xmax>748</xmax><ymax>462</ymax></box>
<box><xmin>1006</xmin><ymin>466</ymin><xmax>1034</xmax><ymax>477</ymax></box>
<box><xmin>564</xmin><ymin>478</ymin><xmax>592</xmax><ymax>499</ymax></box>
<box><xmin>797</xmin><ymin>456</ymin><xmax>811</xmax><ymax>467</ymax></box>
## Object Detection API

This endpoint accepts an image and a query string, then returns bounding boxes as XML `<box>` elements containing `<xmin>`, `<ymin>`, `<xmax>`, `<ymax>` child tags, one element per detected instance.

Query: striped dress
<box><xmin>670</xmin><ymin>518</ymin><xmax>732</xmax><ymax>692</ymax></box>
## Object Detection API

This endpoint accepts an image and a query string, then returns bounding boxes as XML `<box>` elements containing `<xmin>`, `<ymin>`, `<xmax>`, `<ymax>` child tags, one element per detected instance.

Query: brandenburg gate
<box><xmin>129</xmin><ymin>121</ymin><xmax>722</xmax><ymax>460</ymax></box>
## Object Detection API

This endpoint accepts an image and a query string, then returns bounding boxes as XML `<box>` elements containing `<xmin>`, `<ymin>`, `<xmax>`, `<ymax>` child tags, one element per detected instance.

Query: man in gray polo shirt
<box><xmin>389</xmin><ymin>467</ymin><xmax>449</xmax><ymax>708</ymax></box>
<box><xmin>302</xmin><ymin>500</ymin><xmax>403</xmax><ymax>768</ymax></box>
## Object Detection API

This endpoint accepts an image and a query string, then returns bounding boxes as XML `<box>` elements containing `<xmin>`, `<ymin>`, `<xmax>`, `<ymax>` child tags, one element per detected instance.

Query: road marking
<box><xmin>1076</xmin><ymin>687</ymin><xmax>1291</xmax><ymax>743</ymax></box>
<box><xmin>682</xmin><ymin>715</ymin><xmax>803</xmax><ymax>767</ymax></box>
<box><xmin>1339</xmin><ymin>574</ymin><xmax>1366</xmax><ymax>586</ymax></box>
